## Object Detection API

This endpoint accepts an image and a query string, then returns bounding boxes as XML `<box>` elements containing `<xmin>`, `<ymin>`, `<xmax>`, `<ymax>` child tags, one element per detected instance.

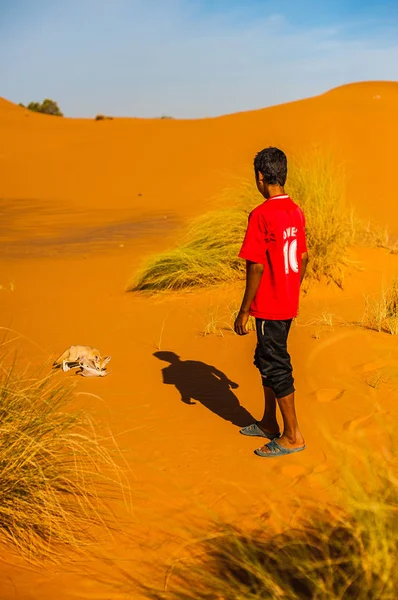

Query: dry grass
<box><xmin>201</xmin><ymin>304</ymin><xmax>226</xmax><ymax>337</ymax></box>
<box><xmin>310</xmin><ymin>312</ymin><xmax>335</xmax><ymax>328</ymax></box>
<box><xmin>201</xmin><ymin>301</ymin><xmax>256</xmax><ymax>337</ymax></box>
<box><xmin>360</xmin><ymin>223</ymin><xmax>398</xmax><ymax>255</ymax></box>
<box><xmin>138</xmin><ymin>433</ymin><xmax>397</xmax><ymax>600</ymax></box>
<box><xmin>362</xmin><ymin>279</ymin><xmax>398</xmax><ymax>335</ymax></box>
<box><xmin>364</xmin><ymin>370</ymin><xmax>386</xmax><ymax>389</ymax></box>
<box><xmin>0</xmin><ymin>282</ymin><xmax>15</xmax><ymax>292</ymax></box>
<box><xmin>129</xmin><ymin>154</ymin><xmax>356</xmax><ymax>293</ymax></box>
<box><xmin>129</xmin><ymin>207</ymin><xmax>248</xmax><ymax>292</ymax></box>
<box><xmin>97</xmin><ymin>430</ymin><xmax>397</xmax><ymax>599</ymax></box>
<box><xmin>286</xmin><ymin>153</ymin><xmax>355</xmax><ymax>288</ymax></box>
<box><xmin>307</xmin><ymin>312</ymin><xmax>336</xmax><ymax>340</ymax></box>
<box><xmin>0</xmin><ymin>358</ymin><xmax>127</xmax><ymax>562</ymax></box>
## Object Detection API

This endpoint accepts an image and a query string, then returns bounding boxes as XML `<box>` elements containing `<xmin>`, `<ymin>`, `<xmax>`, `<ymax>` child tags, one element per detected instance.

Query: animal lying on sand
<box><xmin>77</xmin><ymin>360</ymin><xmax>110</xmax><ymax>377</ymax></box>
<box><xmin>53</xmin><ymin>345</ymin><xmax>111</xmax><ymax>377</ymax></box>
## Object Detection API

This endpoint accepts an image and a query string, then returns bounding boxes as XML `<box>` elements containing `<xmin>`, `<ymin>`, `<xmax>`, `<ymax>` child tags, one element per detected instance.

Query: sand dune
<box><xmin>0</xmin><ymin>82</ymin><xmax>397</xmax><ymax>598</ymax></box>
<box><xmin>1</xmin><ymin>81</ymin><xmax>398</xmax><ymax>232</ymax></box>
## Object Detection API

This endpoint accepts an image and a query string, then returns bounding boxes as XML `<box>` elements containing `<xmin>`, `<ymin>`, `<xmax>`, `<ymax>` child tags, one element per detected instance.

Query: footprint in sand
<box><xmin>343</xmin><ymin>410</ymin><xmax>388</xmax><ymax>432</ymax></box>
<box><xmin>315</xmin><ymin>388</ymin><xmax>346</xmax><ymax>403</ymax></box>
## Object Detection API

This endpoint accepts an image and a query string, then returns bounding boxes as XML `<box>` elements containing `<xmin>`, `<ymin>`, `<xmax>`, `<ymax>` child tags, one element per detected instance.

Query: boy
<box><xmin>234</xmin><ymin>147</ymin><xmax>308</xmax><ymax>458</ymax></box>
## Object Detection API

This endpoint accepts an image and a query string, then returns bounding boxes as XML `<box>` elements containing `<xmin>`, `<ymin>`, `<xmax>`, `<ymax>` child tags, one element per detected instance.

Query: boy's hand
<box><xmin>234</xmin><ymin>310</ymin><xmax>250</xmax><ymax>336</ymax></box>
<box><xmin>182</xmin><ymin>398</ymin><xmax>196</xmax><ymax>405</ymax></box>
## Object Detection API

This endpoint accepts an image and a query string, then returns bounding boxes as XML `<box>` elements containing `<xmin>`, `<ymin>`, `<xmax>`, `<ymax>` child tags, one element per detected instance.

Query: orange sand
<box><xmin>0</xmin><ymin>82</ymin><xmax>397</xmax><ymax>599</ymax></box>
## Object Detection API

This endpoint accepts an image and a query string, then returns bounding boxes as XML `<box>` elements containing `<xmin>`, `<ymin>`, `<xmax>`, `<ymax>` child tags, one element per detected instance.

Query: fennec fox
<box><xmin>53</xmin><ymin>346</ymin><xmax>111</xmax><ymax>373</ymax></box>
<box><xmin>77</xmin><ymin>358</ymin><xmax>110</xmax><ymax>377</ymax></box>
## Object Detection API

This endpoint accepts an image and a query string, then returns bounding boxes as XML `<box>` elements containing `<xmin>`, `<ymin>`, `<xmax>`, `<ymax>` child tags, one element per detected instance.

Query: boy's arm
<box><xmin>234</xmin><ymin>261</ymin><xmax>264</xmax><ymax>336</ymax></box>
<box><xmin>300</xmin><ymin>252</ymin><xmax>308</xmax><ymax>285</ymax></box>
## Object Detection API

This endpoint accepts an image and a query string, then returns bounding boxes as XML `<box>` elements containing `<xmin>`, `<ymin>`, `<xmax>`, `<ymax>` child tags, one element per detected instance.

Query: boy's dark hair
<box><xmin>254</xmin><ymin>147</ymin><xmax>287</xmax><ymax>186</ymax></box>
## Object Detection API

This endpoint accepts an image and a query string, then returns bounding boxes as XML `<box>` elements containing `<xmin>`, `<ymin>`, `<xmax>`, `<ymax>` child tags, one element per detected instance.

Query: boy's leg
<box><xmin>256</xmin><ymin>391</ymin><xmax>305</xmax><ymax>452</ymax></box>
<box><xmin>258</xmin><ymin>386</ymin><xmax>280</xmax><ymax>435</ymax></box>
<box><xmin>255</xmin><ymin>319</ymin><xmax>305</xmax><ymax>451</ymax></box>
<box><xmin>252</xmin><ymin>321</ymin><xmax>280</xmax><ymax>435</ymax></box>
<box><xmin>273</xmin><ymin>391</ymin><xmax>304</xmax><ymax>449</ymax></box>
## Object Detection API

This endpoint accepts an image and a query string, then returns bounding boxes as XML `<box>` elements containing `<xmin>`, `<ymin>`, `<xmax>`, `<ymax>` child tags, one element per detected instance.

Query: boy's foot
<box><xmin>240</xmin><ymin>422</ymin><xmax>280</xmax><ymax>439</ymax></box>
<box><xmin>254</xmin><ymin>438</ymin><xmax>306</xmax><ymax>457</ymax></box>
<box><xmin>255</xmin><ymin>434</ymin><xmax>305</xmax><ymax>455</ymax></box>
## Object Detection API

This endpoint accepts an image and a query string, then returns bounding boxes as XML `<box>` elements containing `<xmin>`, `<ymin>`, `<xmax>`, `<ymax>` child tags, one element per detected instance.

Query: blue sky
<box><xmin>1</xmin><ymin>0</ymin><xmax>397</xmax><ymax>118</ymax></box>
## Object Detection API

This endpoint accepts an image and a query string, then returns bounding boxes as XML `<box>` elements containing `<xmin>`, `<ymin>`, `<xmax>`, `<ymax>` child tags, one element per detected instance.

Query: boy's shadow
<box><xmin>154</xmin><ymin>351</ymin><xmax>254</xmax><ymax>427</ymax></box>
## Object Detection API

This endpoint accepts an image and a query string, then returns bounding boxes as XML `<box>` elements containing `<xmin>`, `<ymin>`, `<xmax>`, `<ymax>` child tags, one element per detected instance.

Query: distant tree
<box><xmin>23</xmin><ymin>99</ymin><xmax>63</xmax><ymax>116</ymax></box>
<box><xmin>95</xmin><ymin>114</ymin><xmax>113</xmax><ymax>121</ymax></box>
<box><xmin>40</xmin><ymin>99</ymin><xmax>63</xmax><ymax>116</ymax></box>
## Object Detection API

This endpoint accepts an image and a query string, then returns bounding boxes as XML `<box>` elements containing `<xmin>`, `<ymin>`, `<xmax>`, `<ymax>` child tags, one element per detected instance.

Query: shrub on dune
<box><xmin>19</xmin><ymin>99</ymin><xmax>63</xmax><ymax>116</ymax></box>
<box><xmin>0</xmin><ymin>359</ymin><xmax>126</xmax><ymax>562</ymax></box>
<box><xmin>129</xmin><ymin>154</ymin><xmax>355</xmax><ymax>293</ymax></box>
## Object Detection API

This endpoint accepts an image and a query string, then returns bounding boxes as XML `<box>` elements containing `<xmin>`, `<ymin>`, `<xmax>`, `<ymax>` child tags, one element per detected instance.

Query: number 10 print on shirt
<box><xmin>283</xmin><ymin>227</ymin><xmax>299</xmax><ymax>274</ymax></box>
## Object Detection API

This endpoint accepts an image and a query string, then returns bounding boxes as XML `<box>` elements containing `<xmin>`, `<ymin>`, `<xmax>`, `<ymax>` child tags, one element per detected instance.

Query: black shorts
<box><xmin>253</xmin><ymin>318</ymin><xmax>295</xmax><ymax>398</ymax></box>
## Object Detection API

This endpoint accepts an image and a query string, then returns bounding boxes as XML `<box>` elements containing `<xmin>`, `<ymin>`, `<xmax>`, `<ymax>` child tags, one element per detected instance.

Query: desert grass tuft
<box><xmin>129</xmin><ymin>208</ymin><xmax>248</xmax><ymax>292</ymax></box>
<box><xmin>139</xmin><ymin>432</ymin><xmax>397</xmax><ymax>600</ymax></box>
<box><xmin>362</xmin><ymin>278</ymin><xmax>398</xmax><ymax>335</ymax></box>
<box><xmin>129</xmin><ymin>153</ymin><xmax>355</xmax><ymax>293</ymax></box>
<box><xmin>286</xmin><ymin>153</ymin><xmax>355</xmax><ymax>288</ymax></box>
<box><xmin>307</xmin><ymin>311</ymin><xmax>336</xmax><ymax>339</ymax></box>
<box><xmin>201</xmin><ymin>301</ymin><xmax>256</xmax><ymax>336</ymax></box>
<box><xmin>359</xmin><ymin>223</ymin><xmax>398</xmax><ymax>255</ymax></box>
<box><xmin>97</xmin><ymin>430</ymin><xmax>397</xmax><ymax>599</ymax></box>
<box><xmin>0</xmin><ymin>359</ymin><xmax>127</xmax><ymax>562</ymax></box>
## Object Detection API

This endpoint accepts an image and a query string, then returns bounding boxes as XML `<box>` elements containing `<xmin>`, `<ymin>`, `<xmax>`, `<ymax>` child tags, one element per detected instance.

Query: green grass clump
<box><xmin>129</xmin><ymin>154</ymin><xmax>355</xmax><ymax>293</ymax></box>
<box><xmin>362</xmin><ymin>278</ymin><xmax>398</xmax><ymax>335</ymax></box>
<box><xmin>0</xmin><ymin>359</ymin><xmax>125</xmax><ymax>562</ymax></box>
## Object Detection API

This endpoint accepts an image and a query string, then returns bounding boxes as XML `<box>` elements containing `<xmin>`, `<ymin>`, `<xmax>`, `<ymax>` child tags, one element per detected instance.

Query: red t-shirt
<box><xmin>238</xmin><ymin>194</ymin><xmax>307</xmax><ymax>320</ymax></box>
